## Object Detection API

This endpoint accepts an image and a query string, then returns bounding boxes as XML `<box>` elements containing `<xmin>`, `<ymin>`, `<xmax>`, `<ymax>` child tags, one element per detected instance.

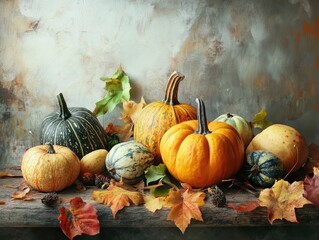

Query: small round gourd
<box><xmin>242</xmin><ymin>150</ymin><xmax>283</xmax><ymax>187</ymax></box>
<box><xmin>21</xmin><ymin>143</ymin><xmax>80</xmax><ymax>192</ymax></box>
<box><xmin>134</xmin><ymin>71</ymin><xmax>197</xmax><ymax>164</ymax></box>
<box><xmin>160</xmin><ymin>98</ymin><xmax>245</xmax><ymax>188</ymax></box>
<box><xmin>214</xmin><ymin>113</ymin><xmax>253</xmax><ymax>147</ymax></box>
<box><xmin>106</xmin><ymin>141</ymin><xmax>154</xmax><ymax>185</ymax></box>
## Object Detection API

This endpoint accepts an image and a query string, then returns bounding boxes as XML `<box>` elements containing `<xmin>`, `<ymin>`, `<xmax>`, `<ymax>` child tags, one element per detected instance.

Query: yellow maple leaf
<box><xmin>144</xmin><ymin>195</ymin><xmax>165</xmax><ymax>213</ymax></box>
<box><xmin>164</xmin><ymin>183</ymin><xmax>206</xmax><ymax>234</ymax></box>
<box><xmin>92</xmin><ymin>185</ymin><xmax>144</xmax><ymax>219</ymax></box>
<box><xmin>259</xmin><ymin>179</ymin><xmax>312</xmax><ymax>224</ymax></box>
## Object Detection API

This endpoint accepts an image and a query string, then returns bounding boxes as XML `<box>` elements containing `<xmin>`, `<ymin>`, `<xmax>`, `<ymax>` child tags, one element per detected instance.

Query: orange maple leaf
<box><xmin>112</xmin><ymin>97</ymin><xmax>147</xmax><ymax>141</ymax></box>
<box><xmin>164</xmin><ymin>183</ymin><xmax>206</xmax><ymax>234</ymax></box>
<box><xmin>259</xmin><ymin>179</ymin><xmax>312</xmax><ymax>224</ymax></box>
<box><xmin>58</xmin><ymin>197</ymin><xmax>99</xmax><ymax>240</ymax></box>
<box><xmin>92</xmin><ymin>185</ymin><xmax>144</xmax><ymax>219</ymax></box>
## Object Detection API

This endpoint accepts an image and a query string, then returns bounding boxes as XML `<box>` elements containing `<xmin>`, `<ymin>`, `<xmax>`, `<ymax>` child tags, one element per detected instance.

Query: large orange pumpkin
<box><xmin>160</xmin><ymin>98</ymin><xmax>245</xmax><ymax>188</ymax></box>
<box><xmin>134</xmin><ymin>71</ymin><xmax>197</xmax><ymax>164</ymax></box>
<box><xmin>21</xmin><ymin>143</ymin><xmax>80</xmax><ymax>192</ymax></box>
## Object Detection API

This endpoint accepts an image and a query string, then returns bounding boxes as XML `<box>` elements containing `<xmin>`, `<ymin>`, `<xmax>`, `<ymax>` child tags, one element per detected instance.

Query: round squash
<box><xmin>134</xmin><ymin>71</ymin><xmax>197</xmax><ymax>164</ymax></box>
<box><xmin>160</xmin><ymin>98</ymin><xmax>245</xmax><ymax>188</ymax></box>
<box><xmin>21</xmin><ymin>143</ymin><xmax>80</xmax><ymax>192</ymax></box>
<box><xmin>80</xmin><ymin>149</ymin><xmax>108</xmax><ymax>175</ymax></box>
<box><xmin>106</xmin><ymin>140</ymin><xmax>154</xmax><ymax>185</ymax></box>
<box><xmin>246</xmin><ymin>124</ymin><xmax>308</xmax><ymax>174</ymax></box>
<box><xmin>214</xmin><ymin>113</ymin><xmax>253</xmax><ymax>147</ymax></box>
<box><xmin>242</xmin><ymin>150</ymin><xmax>283</xmax><ymax>187</ymax></box>
<box><xmin>40</xmin><ymin>93</ymin><xmax>108</xmax><ymax>159</ymax></box>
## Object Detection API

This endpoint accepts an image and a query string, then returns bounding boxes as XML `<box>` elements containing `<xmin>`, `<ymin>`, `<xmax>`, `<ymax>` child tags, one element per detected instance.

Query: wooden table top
<box><xmin>0</xmin><ymin>172</ymin><xmax>318</xmax><ymax>228</ymax></box>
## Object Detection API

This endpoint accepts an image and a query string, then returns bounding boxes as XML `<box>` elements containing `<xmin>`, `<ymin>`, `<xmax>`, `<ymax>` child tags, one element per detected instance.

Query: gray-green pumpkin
<box><xmin>40</xmin><ymin>93</ymin><xmax>108</xmax><ymax>159</ymax></box>
<box><xmin>106</xmin><ymin>140</ymin><xmax>154</xmax><ymax>185</ymax></box>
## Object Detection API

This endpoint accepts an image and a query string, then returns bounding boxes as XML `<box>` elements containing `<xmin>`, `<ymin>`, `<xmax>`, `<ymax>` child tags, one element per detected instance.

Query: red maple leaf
<box><xmin>58</xmin><ymin>197</ymin><xmax>100</xmax><ymax>240</ymax></box>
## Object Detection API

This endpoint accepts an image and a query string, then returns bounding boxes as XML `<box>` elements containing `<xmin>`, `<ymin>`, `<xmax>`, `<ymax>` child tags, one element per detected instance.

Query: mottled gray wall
<box><xmin>1</xmin><ymin>0</ymin><xmax>319</xmax><ymax>168</ymax></box>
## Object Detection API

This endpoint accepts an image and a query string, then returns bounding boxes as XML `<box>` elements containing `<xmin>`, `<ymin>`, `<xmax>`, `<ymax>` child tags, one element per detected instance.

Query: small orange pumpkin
<box><xmin>21</xmin><ymin>143</ymin><xmax>80</xmax><ymax>192</ymax></box>
<box><xmin>134</xmin><ymin>71</ymin><xmax>197</xmax><ymax>164</ymax></box>
<box><xmin>160</xmin><ymin>98</ymin><xmax>245</xmax><ymax>188</ymax></box>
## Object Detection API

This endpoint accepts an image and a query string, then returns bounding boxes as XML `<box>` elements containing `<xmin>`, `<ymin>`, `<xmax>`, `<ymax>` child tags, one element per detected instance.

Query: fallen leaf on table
<box><xmin>304</xmin><ymin>167</ymin><xmax>319</xmax><ymax>207</ymax></box>
<box><xmin>11</xmin><ymin>187</ymin><xmax>32</xmax><ymax>200</ymax></box>
<box><xmin>92</xmin><ymin>184</ymin><xmax>144</xmax><ymax>219</ymax></box>
<box><xmin>164</xmin><ymin>183</ymin><xmax>206</xmax><ymax>234</ymax></box>
<box><xmin>58</xmin><ymin>197</ymin><xmax>99</xmax><ymax>240</ymax></box>
<box><xmin>0</xmin><ymin>201</ymin><xmax>5</xmax><ymax>205</ymax></box>
<box><xmin>144</xmin><ymin>194</ymin><xmax>165</xmax><ymax>213</ymax></box>
<box><xmin>259</xmin><ymin>179</ymin><xmax>312</xmax><ymax>224</ymax></box>
<box><xmin>227</xmin><ymin>200</ymin><xmax>260</xmax><ymax>212</ymax></box>
<box><xmin>0</xmin><ymin>172</ymin><xmax>22</xmax><ymax>178</ymax></box>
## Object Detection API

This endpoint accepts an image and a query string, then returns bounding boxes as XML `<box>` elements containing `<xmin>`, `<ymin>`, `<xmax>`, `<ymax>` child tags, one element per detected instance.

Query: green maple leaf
<box><xmin>93</xmin><ymin>65</ymin><xmax>131</xmax><ymax>116</ymax></box>
<box><xmin>251</xmin><ymin>107</ymin><xmax>272</xmax><ymax>130</ymax></box>
<box><xmin>145</xmin><ymin>164</ymin><xmax>171</xmax><ymax>185</ymax></box>
<box><xmin>145</xmin><ymin>164</ymin><xmax>173</xmax><ymax>197</ymax></box>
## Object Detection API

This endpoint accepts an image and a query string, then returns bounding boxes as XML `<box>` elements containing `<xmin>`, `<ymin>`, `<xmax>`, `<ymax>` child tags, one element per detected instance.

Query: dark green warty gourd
<box><xmin>40</xmin><ymin>93</ymin><xmax>108</xmax><ymax>159</ymax></box>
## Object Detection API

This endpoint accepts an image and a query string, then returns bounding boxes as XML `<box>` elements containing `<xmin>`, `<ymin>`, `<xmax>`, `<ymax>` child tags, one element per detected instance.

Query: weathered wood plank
<box><xmin>0</xmin><ymin>176</ymin><xmax>318</xmax><ymax>228</ymax></box>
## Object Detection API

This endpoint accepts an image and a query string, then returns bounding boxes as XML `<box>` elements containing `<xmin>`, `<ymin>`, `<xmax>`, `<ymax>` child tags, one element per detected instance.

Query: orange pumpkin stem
<box><xmin>195</xmin><ymin>98</ymin><xmax>211</xmax><ymax>135</ymax></box>
<box><xmin>45</xmin><ymin>142</ymin><xmax>56</xmax><ymax>154</ymax></box>
<box><xmin>162</xmin><ymin>71</ymin><xmax>184</xmax><ymax>105</ymax></box>
<box><xmin>57</xmin><ymin>93</ymin><xmax>72</xmax><ymax>120</ymax></box>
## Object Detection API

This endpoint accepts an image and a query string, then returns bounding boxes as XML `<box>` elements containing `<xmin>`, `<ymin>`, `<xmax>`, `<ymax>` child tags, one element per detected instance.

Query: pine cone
<box><xmin>41</xmin><ymin>192</ymin><xmax>60</xmax><ymax>207</ymax></box>
<box><xmin>207</xmin><ymin>185</ymin><xmax>226</xmax><ymax>207</ymax></box>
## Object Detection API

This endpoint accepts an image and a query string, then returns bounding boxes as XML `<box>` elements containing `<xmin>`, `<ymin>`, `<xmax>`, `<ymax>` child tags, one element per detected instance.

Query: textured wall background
<box><xmin>1</xmin><ymin>0</ymin><xmax>319</xmax><ymax>168</ymax></box>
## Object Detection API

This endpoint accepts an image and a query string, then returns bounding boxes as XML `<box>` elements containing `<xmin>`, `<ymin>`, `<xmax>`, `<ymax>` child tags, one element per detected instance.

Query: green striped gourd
<box><xmin>40</xmin><ymin>93</ymin><xmax>108</xmax><ymax>159</ymax></box>
<box><xmin>242</xmin><ymin>150</ymin><xmax>283</xmax><ymax>187</ymax></box>
<box><xmin>106</xmin><ymin>140</ymin><xmax>154</xmax><ymax>185</ymax></box>
<box><xmin>214</xmin><ymin>113</ymin><xmax>253</xmax><ymax>147</ymax></box>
